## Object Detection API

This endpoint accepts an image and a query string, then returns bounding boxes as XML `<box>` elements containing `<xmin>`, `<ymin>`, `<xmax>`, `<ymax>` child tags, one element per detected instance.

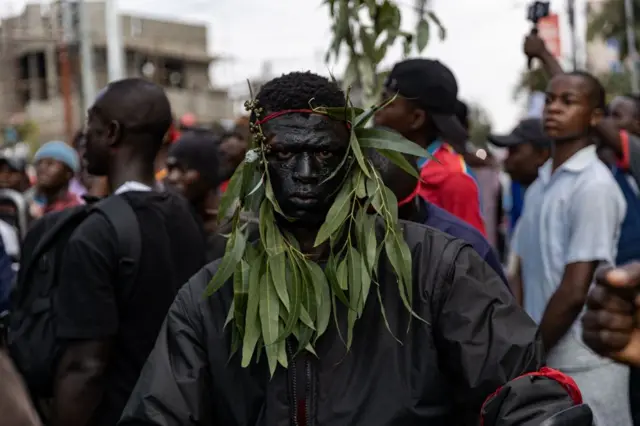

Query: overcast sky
<box><xmin>3</xmin><ymin>0</ymin><xmax>591</xmax><ymax>133</ymax></box>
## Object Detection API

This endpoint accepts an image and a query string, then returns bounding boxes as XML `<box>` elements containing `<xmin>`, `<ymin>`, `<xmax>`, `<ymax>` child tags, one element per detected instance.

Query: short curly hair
<box><xmin>252</xmin><ymin>71</ymin><xmax>346</xmax><ymax>121</ymax></box>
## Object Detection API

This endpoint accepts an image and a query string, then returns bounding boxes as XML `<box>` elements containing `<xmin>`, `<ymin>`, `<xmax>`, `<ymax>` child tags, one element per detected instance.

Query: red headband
<box><xmin>255</xmin><ymin>109</ymin><xmax>351</xmax><ymax>129</ymax></box>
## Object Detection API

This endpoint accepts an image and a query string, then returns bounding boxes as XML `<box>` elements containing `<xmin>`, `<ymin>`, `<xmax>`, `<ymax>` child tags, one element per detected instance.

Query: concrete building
<box><xmin>0</xmin><ymin>1</ymin><xmax>234</xmax><ymax>142</ymax></box>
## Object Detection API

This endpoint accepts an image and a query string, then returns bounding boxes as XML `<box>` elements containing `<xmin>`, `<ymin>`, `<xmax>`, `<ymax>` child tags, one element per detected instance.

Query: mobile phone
<box><xmin>527</xmin><ymin>1</ymin><xmax>550</xmax><ymax>24</ymax></box>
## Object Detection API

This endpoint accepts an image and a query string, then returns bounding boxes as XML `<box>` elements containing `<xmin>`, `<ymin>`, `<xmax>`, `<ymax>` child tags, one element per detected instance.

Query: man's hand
<box><xmin>582</xmin><ymin>263</ymin><xmax>640</xmax><ymax>366</ymax></box>
<box><xmin>523</xmin><ymin>30</ymin><xmax>549</xmax><ymax>60</ymax></box>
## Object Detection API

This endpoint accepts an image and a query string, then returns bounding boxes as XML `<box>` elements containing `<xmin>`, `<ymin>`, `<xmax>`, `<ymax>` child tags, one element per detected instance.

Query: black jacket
<box><xmin>119</xmin><ymin>220</ymin><xmax>570</xmax><ymax>426</ymax></box>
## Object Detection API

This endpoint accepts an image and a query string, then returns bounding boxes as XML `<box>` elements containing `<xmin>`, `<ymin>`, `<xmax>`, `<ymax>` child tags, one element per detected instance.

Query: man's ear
<box><xmin>409</xmin><ymin>108</ymin><xmax>427</xmax><ymax>133</ymax></box>
<box><xmin>107</xmin><ymin>120</ymin><xmax>122</xmax><ymax>147</ymax></box>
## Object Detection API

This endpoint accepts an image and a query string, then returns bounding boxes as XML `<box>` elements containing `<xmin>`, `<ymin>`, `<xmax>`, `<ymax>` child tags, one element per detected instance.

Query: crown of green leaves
<box><xmin>205</xmin><ymin>85</ymin><xmax>432</xmax><ymax>377</ymax></box>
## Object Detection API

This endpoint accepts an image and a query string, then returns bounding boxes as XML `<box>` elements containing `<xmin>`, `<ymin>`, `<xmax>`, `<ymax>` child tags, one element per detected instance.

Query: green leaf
<box><xmin>376</xmin><ymin>281</ymin><xmax>401</xmax><ymax>344</ymax></box>
<box><xmin>378</xmin><ymin>149</ymin><xmax>420</xmax><ymax>179</ymax></box>
<box><xmin>359</xmin><ymin>253</ymin><xmax>371</xmax><ymax>315</ymax></box>
<box><xmin>217</xmin><ymin>162</ymin><xmax>245</xmax><ymax>222</ymax></box>
<box><xmin>381</xmin><ymin>185</ymin><xmax>398</xmax><ymax>224</ymax></box>
<box><xmin>326</xmin><ymin>255</ymin><xmax>350</xmax><ymax>306</ymax></box>
<box><xmin>366</xmin><ymin>177</ymin><xmax>384</xmax><ymax>217</ymax></box>
<box><xmin>355</xmin><ymin>172</ymin><xmax>367</xmax><ymax>198</ymax></box>
<box><xmin>346</xmin><ymin>247</ymin><xmax>363</xmax><ymax>349</ymax></box>
<box><xmin>308</xmin><ymin>262</ymin><xmax>331</xmax><ymax>340</ymax></box>
<box><xmin>264</xmin><ymin>177</ymin><xmax>286</xmax><ymax>216</ymax></box>
<box><xmin>241</xmin><ymin>258</ymin><xmax>264</xmax><ymax>367</ymax></box>
<box><xmin>343</xmin><ymin>56</ymin><xmax>359</xmax><ymax>87</ymax></box>
<box><xmin>416</xmin><ymin>19</ymin><xmax>430</xmax><ymax>52</ymax></box>
<box><xmin>337</xmin><ymin>257</ymin><xmax>348</xmax><ymax>291</ymax></box>
<box><xmin>277</xmin><ymin>339</ymin><xmax>288</xmax><ymax>368</ymax></box>
<box><xmin>268</xmin><ymin>252</ymin><xmax>289</xmax><ymax>311</ymax></box>
<box><xmin>204</xmin><ymin>231</ymin><xmax>247</xmax><ymax>297</ymax></box>
<box><xmin>384</xmin><ymin>233</ymin><xmax>412</xmax><ymax>318</ymax></box>
<box><xmin>350</xmin><ymin>129</ymin><xmax>371</xmax><ymax>178</ymax></box>
<box><xmin>260</xmin><ymin>271</ymin><xmax>281</xmax><ymax>376</ymax></box>
<box><xmin>233</xmin><ymin>260</ymin><xmax>250</xmax><ymax>333</ymax></box>
<box><xmin>280</xmin><ymin>258</ymin><xmax>302</xmax><ymax>341</ymax></box>
<box><xmin>224</xmin><ymin>300</ymin><xmax>235</xmax><ymax>329</ymax></box>
<box><xmin>363</xmin><ymin>215</ymin><xmax>377</xmax><ymax>273</ymax></box>
<box><xmin>314</xmin><ymin>181</ymin><xmax>354</xmax><ymax>247</ymax></box>
<box><xmin>356</xmin><ymin>128</ymin><xmax>431</xmax><ymax>159</ymax></box>
<box><xmin>311</xmin><ymin>106</ymin><xmax>364</xmax><ymax>123</ymax></box>
<box><xmin>359</xmin><ymin>26</ymin><xmax>376</xmax><ymax>62</ymax></box>
<box><xmin>427</xmin><ymin>11</ymin><xmax>446</xmax><ymax>40</ymax></box>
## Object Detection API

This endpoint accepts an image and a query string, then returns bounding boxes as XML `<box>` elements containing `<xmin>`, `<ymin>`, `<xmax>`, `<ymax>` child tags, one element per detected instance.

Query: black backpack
<box><xmin>8</xmin><ymin>195</ymin><xmax>141</xmax><ymax>397</ymax></box>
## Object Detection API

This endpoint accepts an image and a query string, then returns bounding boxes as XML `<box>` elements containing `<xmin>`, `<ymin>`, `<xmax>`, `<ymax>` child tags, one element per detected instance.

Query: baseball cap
<box><xmin>488</xmin><ymin>118</ymin><xmax>552</xmax><ymax>148</ymax></box>
<box><xmin>385</xmin><ymin>58</ymin><xmax>468</xmax><ymax>144</ymax></box>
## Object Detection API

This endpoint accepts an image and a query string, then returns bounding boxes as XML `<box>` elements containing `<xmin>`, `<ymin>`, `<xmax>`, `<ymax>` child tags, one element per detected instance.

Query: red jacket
<box><xmin>417</xmin><ymin>141</ymin><xmax>486</xmax><ymax>235</ymax></box>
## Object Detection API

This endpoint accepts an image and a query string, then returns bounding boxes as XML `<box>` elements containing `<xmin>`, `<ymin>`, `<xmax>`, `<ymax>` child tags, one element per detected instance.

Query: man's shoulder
<box><xmin>424</xmin><ymin>203</ymin><xmax>491</xmax><ymax>254</ymax></box>
<box><xmin>397</xmin><ymin>218</ymin><xmax>469</xmax><ymax>256</ymax></box>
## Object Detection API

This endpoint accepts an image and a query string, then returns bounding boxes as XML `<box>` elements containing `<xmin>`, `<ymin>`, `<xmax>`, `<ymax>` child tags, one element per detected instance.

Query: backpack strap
<box><xmin>92</xmin><ymin>196</ymin><xmax>141</xmax><ymax>303</ymax></box>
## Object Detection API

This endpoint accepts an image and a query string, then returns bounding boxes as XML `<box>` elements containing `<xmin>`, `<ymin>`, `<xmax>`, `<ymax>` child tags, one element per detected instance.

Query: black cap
<box><xmin>0</xmin><ymin>156</ymin><xmax>26</xmax><ymax>172</ymax></box>
<box><xmin>385</xmin><ymin>58</ymin><xmax>468</xmax><ymax>144</ymax></box>
<box><xmin>488</xmin><ymin>118</ymin><xmax>552</xmax><ymax>148</ymax></box>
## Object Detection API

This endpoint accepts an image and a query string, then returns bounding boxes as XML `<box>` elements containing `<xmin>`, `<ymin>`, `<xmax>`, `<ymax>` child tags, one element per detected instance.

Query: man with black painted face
<box><xmin>121</xmin><ymin>71</ymin><xmax>588</xmax><ymax>426</ymax></box>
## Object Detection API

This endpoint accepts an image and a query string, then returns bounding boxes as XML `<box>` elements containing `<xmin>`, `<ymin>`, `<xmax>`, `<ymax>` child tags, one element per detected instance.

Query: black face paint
<box><xmin>263</xmin><ymin>113</ymin><xmax>349</xmax><ymax>225</ymax></box>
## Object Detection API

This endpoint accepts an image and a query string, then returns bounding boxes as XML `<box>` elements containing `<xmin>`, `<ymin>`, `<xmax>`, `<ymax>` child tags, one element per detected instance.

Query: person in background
<box><xmin>456</xmin><ymin>100</ymin><xmax>501</xmax><ymax>248</ymax></box>
<box><xmin>49</xmin><ymin>78</ymin><xmax>206</xmax><ymax>426</ymax></box>
<box><xmin>374</xmin><ymin>59</ymin><xmax>486</xmax><ymax>235</ymax></box>
<box><xmin>165</xmin><ymin>130</ymin><xmax>225</xmax><ymax>261</ymax></box>
<box><xmin>69</xmin><ymin>131</ymin><xmax>88</xmax><ymax>199</ymax></box>
<box><xmin>0</xmin><ymin>156</ymin><xmax>29</xmax><ymax>192</ymax></box>
<box><xmin>367</xmin><ymin>137</ymin><xmax>507</xmax><ymax>285</ymax></box>
<box><xmin>218</xmin><ymin>131</ymin><xmax>248</xmax><ymax>193</ymax></box>
<box><xmin>489</xmin><ymin>118</ymin><xmax>552</xmax><ymax>190</ymax></box>
<box><xmin>512</xmin><ymin>70</ymin><xmax>629</xmax><ymax>425</ymax></box>
<box><xmin>27</xmin><ymin>141</ymin><xmax>82</xmax><ymax>219</ymax></box>
<box><xmin>488</xmin><ymin>118</ymin><xmax>552</xmax><ymax>303</ymax></box>
<box><xmin>71</xmin><ymin>130</ymin><xmax>110</xmax><ymax>201</ymax></box>
<box><xmin>154</xmin><ymin>120</ymin><xmax>181</xmax><ymax>185</ymax></box>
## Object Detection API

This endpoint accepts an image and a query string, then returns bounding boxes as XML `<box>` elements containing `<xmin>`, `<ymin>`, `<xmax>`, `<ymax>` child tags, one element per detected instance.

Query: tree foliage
<box><xmin>513</xmin><ymin>67</ymin><xmax>550</xmax><ymax>99</ymax></box>
<box><xmin>467</xmin><ymin>103</ymin><xmax>492</xmax><ymax>146</ymax></box>
<box><xmin>587</xmin><ymin>0</ymin><xmax>640</xmax><ymax>60</ymax></box>
<box><xmin>324</xmin><ymin>0</ymin><xmax>446</xmax><ymax>106</ymax></box>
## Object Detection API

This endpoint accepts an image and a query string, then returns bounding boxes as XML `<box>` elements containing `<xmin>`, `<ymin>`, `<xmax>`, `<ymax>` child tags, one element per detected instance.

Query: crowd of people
<box><xmin>1</xmin><ymin>29</ymin><xmax>640</xmax><ymax>426</ymax></box>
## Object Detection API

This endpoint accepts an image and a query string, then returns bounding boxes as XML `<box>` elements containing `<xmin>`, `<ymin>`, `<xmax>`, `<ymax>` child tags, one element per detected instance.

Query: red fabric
<box><xmin>397</xmin><ymin>184</ymin><xmax>420</xmax><ymax>207</ymax></box>
<box><xmin>418</xmin><ymin>144</ymin><xmax>486</xmax><ymax>235</ymax></box>
<box><xmin>618</xmin><ymin>129</ymin><xmax>631</xmax><ymax>171</ymax></box>
<box><xmin>297</xmin><ymin>400</ymin><xmax>307</xmax><ymax>426</ymax></box>
<box><xmin>44</xmin><ymin>191</ymin><xmax>82</xmax><ymax>214</ymax></box>
<box><xmin>479</xmin><ymin>367</ymin><xmax>583</xmax><ymax>426</ymax></box>
<box><xmin>220</xmin><ymin>180</ymin><xmax>229</xmax><ymax>193</ymax></box>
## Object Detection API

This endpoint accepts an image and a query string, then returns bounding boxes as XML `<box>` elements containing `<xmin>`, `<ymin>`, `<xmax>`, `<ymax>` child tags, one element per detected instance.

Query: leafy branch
<box><xmin>324</xmin><ymin>0</ymin><xmax>446</xmax><ymax>106</ymax></box>
<box><xmin>205</xmin><ymin>87</ymin><xmax>434</xmax><ymax>376</ymax></box>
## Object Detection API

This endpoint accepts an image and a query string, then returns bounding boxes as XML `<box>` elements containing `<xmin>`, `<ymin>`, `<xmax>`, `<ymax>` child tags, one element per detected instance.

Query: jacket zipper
<box><xmin>287</xmin><ymin>341</ymin><xmax>299</xmax><ymax>426</ymax></box>
<box><xmin>305</xmin><ymin>359</ymin><xmax>313</xmax><ymax>426</ymax></box>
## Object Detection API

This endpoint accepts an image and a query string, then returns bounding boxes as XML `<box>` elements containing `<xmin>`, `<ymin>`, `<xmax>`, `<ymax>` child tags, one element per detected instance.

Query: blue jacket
<box><xmin>417</xmin><ymin>199</ymin><xmax>508</xmax><ymax>285</ymax></box>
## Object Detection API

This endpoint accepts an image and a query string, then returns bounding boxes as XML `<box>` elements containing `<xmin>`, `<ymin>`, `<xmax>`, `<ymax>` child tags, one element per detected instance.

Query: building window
<box><xmin>130</xmin><ymin>18</ymin><xmax>142</xmax><ymax>37</ymax></box>
<box><xmin>162</xmin><ymin>59</ymin><xmax>185</xmax><ymax>89</ymax></box>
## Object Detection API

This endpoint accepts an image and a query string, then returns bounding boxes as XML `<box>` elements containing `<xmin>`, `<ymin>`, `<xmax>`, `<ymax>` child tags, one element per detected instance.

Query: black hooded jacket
<box><xmin>119</xmin><ymin>220</ymin><xmax>577</xmax><ymax>426</ymax></box>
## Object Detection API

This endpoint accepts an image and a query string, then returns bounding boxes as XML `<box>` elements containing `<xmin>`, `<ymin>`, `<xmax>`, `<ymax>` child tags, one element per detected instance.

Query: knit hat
<box><xmin>34</xmin><ymin>141</ymin><xmax>80</xmax><ymax>173</ymax></box>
